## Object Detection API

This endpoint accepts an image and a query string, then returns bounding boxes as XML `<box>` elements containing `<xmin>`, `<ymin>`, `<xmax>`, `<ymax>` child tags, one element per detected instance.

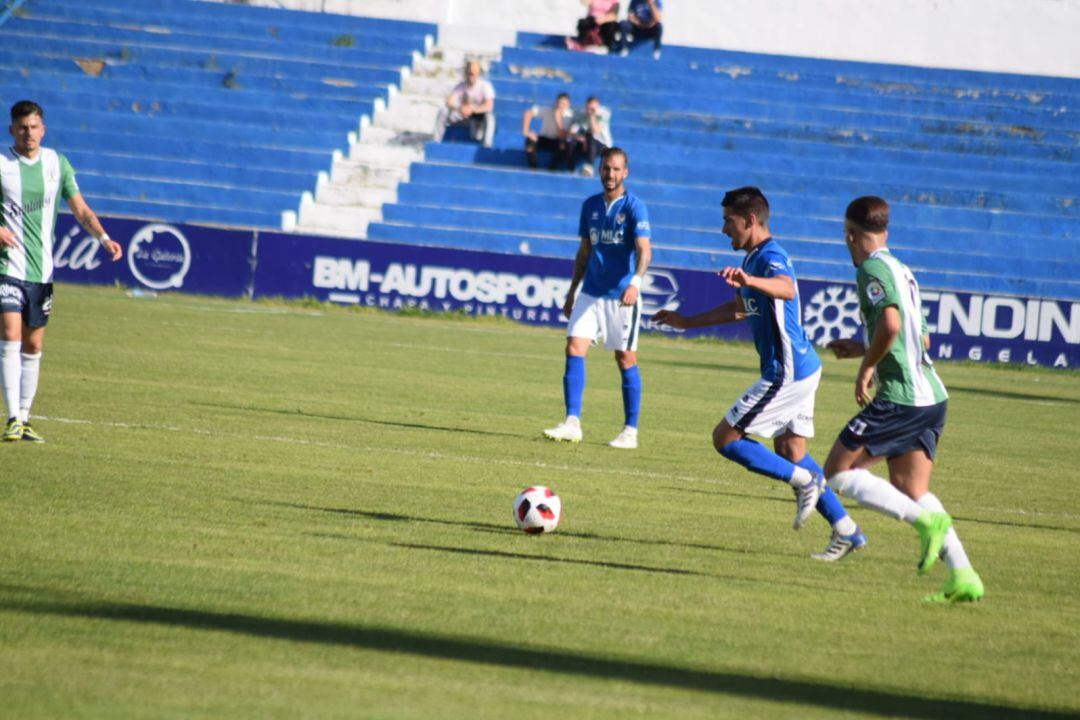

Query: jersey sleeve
<box><xmin>857</xmin><ymin>258</ymin><xmax>900</xmax><ymax>314</ymax></box>
<box><xmin>629</xmin><ymin>199</ymin><xmax>651</xmax><ymax>240</ymax></box>
<box><xmin>484</xmin><ymin>79</ymin><xmax>495</xmax><ymax>101</ymax></box>
<box><xmin>59</xmin><ymin>154</ymin><xmax>80</xmax><ymax>200</ymax></box>
<box><xmin>758</xmin><ymin>250</ymin><xmax>794</xmax><ymax>279</ymax></box>
<box><xmin>579</xmin><ymin>199</ymin><xmax>590</xmax><ymax>239</ymax></box>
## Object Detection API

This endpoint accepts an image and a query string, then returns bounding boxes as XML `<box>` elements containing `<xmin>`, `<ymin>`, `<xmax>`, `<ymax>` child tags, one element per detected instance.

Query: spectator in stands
<box><xmin>569</xmin><ymin>96</ymin><xmax>613</xmax><ymax>176</ymax></box>
<box><xmin>522</xmin><ymin>93</ymin><xmax>575</xmax><ymax>171</ymax></box>
<box><xmin>619</xmin><ymin>0</ymin><xmax>664</xmax><ymax>59</ymax></box>
<box><xmin>433</xmin><ymin>60</ymin><xmax>495</xmax><ymax>148</ymax></box>
<box><xmin>566</xmin><ymin>0</ymin><xmax>621</xmax><ymax>52</ymax></box>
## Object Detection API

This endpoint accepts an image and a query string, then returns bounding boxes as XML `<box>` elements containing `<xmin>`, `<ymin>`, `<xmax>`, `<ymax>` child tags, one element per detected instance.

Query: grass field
<box><xmin>1</xmin><ymin>283</ymin><xmax>1078</xmax><ymax>719</ymax></box>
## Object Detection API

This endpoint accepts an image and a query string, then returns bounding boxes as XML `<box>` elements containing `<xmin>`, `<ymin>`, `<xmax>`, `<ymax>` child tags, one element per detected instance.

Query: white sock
<box><xmin>833</xmin><ymin>515</ymin><xmax>858</xmax><ymax>536</ymax></box>
<box><xmin>828</xmin><ymin>469</ymin><xmax>925</xmax><ymax>524</ymax></box>
<box><xmin>19</xmin><ymin>351</ymin><xmax>41</xmax><ymax>423</ymax></box>
<box><xmin>0</xmin><ymin>340</ymin><xmax>20</xmax><ymax>421</ymax></box>
<box><xmin>917</xmin><ymin>492</ymin><xmax>972</xmax><ymax>571</ymax></box>
<box><xmin>789</xmin><ymin>466</ymin><xmax>813</xmax><ymax>488</ymax></box>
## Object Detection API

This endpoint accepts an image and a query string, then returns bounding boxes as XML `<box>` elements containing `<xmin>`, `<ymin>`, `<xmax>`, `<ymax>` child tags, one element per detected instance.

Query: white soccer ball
<box><xmin>513</xmin><ymin>486</ymin><xmax>562</xmax><ymax>534</ymax></box>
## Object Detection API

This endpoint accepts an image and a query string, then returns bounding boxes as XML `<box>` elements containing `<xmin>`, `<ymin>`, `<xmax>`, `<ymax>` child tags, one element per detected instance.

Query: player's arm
<box><xmin>854</xmin><ymin>304</ymin><xmax>901</xmax><ymax>406</ymax></box>
<box><xmin>66</xmin><ymin>193</ymin><xmax>122</xmax><ymax>261</ymax></box>
<box><xmin>648</xmin><ymin>0</ymin><xmax>662</xmax><ymax>23</ymax></box>
<box><xmin>720</xmin><ymin>266</ymin><xmax>795</xmax><ymax>300</ymax></box>
<box><xmin>653</xmin><ymin>295</ymin><xmax>746</xmax><ymax>329</ymax></box>
<box><xmin>619</xmin><ymin>235</ymin><xmax>651</xmax><ymax>306</ymax></box>
<box><xmin>563</xmin><ymin>235</ymin><xmax>592</xmax><ymax>318</ymax></box>
<box><xmin>0</xmin><ymin>224</ymin><xmax>16</xmax><ymax>248</ymax></box>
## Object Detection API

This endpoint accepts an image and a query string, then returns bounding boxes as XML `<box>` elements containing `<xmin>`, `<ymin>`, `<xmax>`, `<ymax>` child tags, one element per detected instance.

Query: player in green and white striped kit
<box><xmin>0</xmin><ymin>100</ymin><xmax>122</xmax><ymax>442</ymax></box>
<box><xmin>823</xmin><ymin>196</ymin><xmax>983</xmax><ymax>603</ymax></box>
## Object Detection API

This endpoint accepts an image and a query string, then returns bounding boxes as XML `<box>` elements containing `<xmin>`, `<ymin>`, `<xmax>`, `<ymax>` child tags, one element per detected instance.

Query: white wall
<box><xmin>218</xmin><ymin>0</ymin><xmax>1080</xmax><ymax>78</ymax></box>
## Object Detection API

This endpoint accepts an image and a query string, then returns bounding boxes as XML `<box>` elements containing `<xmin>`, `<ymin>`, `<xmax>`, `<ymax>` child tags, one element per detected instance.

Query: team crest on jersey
<box><xmin>866</xmin><ymin>279</ymin><xmax>886</xmax><ymax>306</ymax></box>
<box><xmin>591</xmin><ymin>212</ymin><xmax>599</xmax><ymax>219</ymax></box>
<box><xmin>616</xmin><ymin>213</ymin><xmax>625</xmax><ymax>224</ymax></box>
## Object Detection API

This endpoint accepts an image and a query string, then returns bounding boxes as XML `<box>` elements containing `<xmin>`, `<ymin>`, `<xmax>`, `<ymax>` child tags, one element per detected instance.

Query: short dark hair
<box><xmin>601</xmin><ymin>146</ymin><xmax>628</xmax><ymax>167</ymax></box>
<box><xmin>11</xmin><ymin>100</ymin><xmax>44</xmax><ymax>122</ymax></box>
<box><xmin>556</xmin><ymin>92</ymin><xmax>570</xmax><ymax>102</ymax></box>
<box><xmin>845</xmin><ymin>196</ymin><xmax>890</xmax><ymax>233</ymax></box>
<box><xmin>721</xmin><ymin>186</ymin><xmax>770</xmax><ymax>225</ymax></box>
<box><xmin>586</xmin><ymin>95</ymin><xmax>599</xmax><ymax>104</ymax></box>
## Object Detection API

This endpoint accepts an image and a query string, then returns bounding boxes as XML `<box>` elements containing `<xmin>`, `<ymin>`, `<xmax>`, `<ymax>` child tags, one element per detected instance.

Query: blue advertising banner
<box><xmin>52</xmin><ymin>215</ymin><xmax>1078</xmax><ymax>368</ymax></box>
<box><xmin>53</xmin><ymin>215</ymin><xmax>254</xmax><ymax>297</ymax></box>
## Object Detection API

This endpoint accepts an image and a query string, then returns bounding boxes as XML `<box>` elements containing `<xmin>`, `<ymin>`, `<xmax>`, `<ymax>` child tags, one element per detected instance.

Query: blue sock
<box><xmin>620</xmin><ymin>365</ymin><xmax>641</xmax><ymax>428</ymax></box>
<box><xmin>563</xmin><ymin>355</ymin><xmax>586</xmax><ymax>418</ymax></box>
<box><xmin>795</xmin><ymin>454</ymin><xmax>849</xmax><ymax>525</ymax></box>
<box><xmin>718</xmin><ymin>438</ymin><xmax>796</xmax><ymax>482</ymax></box>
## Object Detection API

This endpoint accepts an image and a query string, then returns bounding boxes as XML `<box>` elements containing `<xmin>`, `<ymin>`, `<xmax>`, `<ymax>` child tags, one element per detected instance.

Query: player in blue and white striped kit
<box><xmin>654</xmin><ymin>187</ymin><xmax>867</xmax><ymax>560</ymax></box>
<box><xmin>544</xmin><ymin>147</ymin><xmax>652</xmax><ymax>449</ymax></box>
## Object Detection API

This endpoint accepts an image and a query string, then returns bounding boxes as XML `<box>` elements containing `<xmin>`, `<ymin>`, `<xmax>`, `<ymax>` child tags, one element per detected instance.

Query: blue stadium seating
<box><xmin>371</xmin><ymin>33</ymin><xmax>1080</xmax><ymax>300</ymax></box>
<box><xmin>0</xmin><ymin>0</ymin><xmax>434</xmax><ymax>229</ymax></box>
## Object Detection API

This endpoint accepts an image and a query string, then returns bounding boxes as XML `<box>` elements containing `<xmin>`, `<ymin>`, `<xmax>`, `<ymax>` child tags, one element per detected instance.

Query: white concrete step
<box><xmin>330</xmin><ymin>158</ymin><xmax>409</xmax><ymax>188</ymax></box>
<box><xmin>401</xmin><ymin>75</ymin><xmax>459</xmax><ymax>100</ymax></box>
<box><xmin>348</xmin><ymin>142</ymin><xmax>423</xmax><ymax>166</ymax></box>
<box><xmin>315</xmin><ymin>183</ymin><xmax>396</xmax><ymax>208</ymax></box>
<box><xmin>375</xmin><ymin>103</ymin><xmax>440</xmax><ymax>135</ymax></box>
<box><xmin>437</xmin><ymin>24</ymin><xmax>514</xmax><ymax>55</ymax></box>
<box><xmin>411</xmin><ymin>56</ymin><xmax>471</xmax><ymax>79</ymax></box>
<box><xmin>298</xmin><ymin>202</ymin><xmax>381</xmax><ymax>239</ymax></box>
<box><xmin>358</xmin><ymin>124</ymin><xmax>432</xmax><ymax>147</ymax></box>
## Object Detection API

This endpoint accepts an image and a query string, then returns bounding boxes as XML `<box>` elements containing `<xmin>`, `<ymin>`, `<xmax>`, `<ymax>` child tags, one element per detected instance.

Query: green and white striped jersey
<box><xmin>0</xmin><ymin>146</ymin><xmax>80</xmax><ymax>283</ymax></box>
<box><xmin>857</xmin><ymin>248</ymin><xmax>948</xmax><ymax>407</ymax></box>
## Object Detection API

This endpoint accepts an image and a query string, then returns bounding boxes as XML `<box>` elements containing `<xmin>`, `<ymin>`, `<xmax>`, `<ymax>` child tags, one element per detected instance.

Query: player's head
<box><xmin>586</xmin><ymin>96</ymin><xmax>600</xmax><ymax>114</ymax></box>
<box><xmin>10</xmin><ymin>100</ymin><xmax>45</xmax><ymax>156</ymax></box>
<box><xmin>721</xmin><ymin>186</ymin><xmax>770</xmax><ymax>252</ymax></box>
<box><xmin>600</xmin><ymin>147</ymin><xmax>628</xmax><ymax>196</ymax></box>
<box><xmin>464</xmin><ymin>60</ymin><xmax>482</xmax><ymax>84</ymax></box>
<box><xmin>555</xmin><ymin>93</ymin><xmax>571</xmax><ymax>111</ymax></box>
<box><xmin>844</xmin><ymin>196</ymin><xmax>889</xmax><ymax>266</ymax></box>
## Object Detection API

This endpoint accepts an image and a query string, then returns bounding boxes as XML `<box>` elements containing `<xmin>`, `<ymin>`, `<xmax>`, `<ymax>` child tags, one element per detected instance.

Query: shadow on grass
<box><xmin>1</xmin><ymin>588</ymin><xmax>1072</xmax><ymax>720</ymax></box>
<box><xmin>264</xmin><ymin>501</ymin><xmax>793</xmax><ymax>559</ymax></box>
<box><xmin>194</xmin><ymin>401</ymin><xmax>522</xmax><ymax>439</ymax></box>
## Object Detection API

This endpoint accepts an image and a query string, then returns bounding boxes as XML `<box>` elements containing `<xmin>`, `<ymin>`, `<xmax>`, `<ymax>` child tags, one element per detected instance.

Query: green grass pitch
<box><xmin>1</xmin><ymin>283</ymin><xmax>1078</xmax><ymax>719</ymax></box>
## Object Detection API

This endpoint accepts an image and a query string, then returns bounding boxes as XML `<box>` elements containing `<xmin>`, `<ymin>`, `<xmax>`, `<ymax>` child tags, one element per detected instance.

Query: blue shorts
<box><xmin>838</xmin><ymin>398</ymin><xmax>947</xmax><ymax>460</ymax></box>
<box><xmin>0</xmin><ymin>275</ymin><xmax>54</xmax><ymax>328</ymax></box>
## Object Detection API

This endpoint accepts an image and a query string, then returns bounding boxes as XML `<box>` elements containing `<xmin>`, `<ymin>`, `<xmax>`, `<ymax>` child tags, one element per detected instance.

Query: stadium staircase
<box><xmin>0</xmin><ymin>0</ymin><xmax>434</xmax><ymax>232</ymax></box>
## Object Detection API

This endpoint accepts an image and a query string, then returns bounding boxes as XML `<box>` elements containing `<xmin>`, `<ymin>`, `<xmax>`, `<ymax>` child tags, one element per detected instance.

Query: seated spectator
<box><xmin>433</xmin><ymin>60</ymin><xmax>495</xmax><ymax>147</ymax></box>
<box><xmin>566</xmin><ymin>0</ymin><xmax>621</xmax><ymax>52</ymax></box>
<box><xmin>522</xmin><ymin>93</ymin><xmax>575</xmax><ymax>170</ymax></box>
<box><xmin>569</xmin><ymin>96</ymin><xmax>613</xmax><ymax>176</ymax></box>
<box><xmin>619</xmin><ymin>0</ymin><xmax>664</xmax><ymax>59</ymax></box>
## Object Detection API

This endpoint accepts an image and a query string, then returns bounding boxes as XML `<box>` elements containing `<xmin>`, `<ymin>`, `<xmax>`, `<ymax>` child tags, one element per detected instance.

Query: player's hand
<box><xmin>620</xmin><ymin>285</ymin><xmax>639</xmax><ymax>306</ymax></box>
<box><xmin>827</xmin><ymin>339</ymin><xmax>864</xmax><ymax>359</ymax></box>
<box><xmin>651</xmin><ymin>309</ymin><xmax>686</xmax><ymax>328</ymax></box>
<box><xmin>526</xmin><ymin>131</ymin><xmax>538</xmax><ymax>142</ymax></box>
<box><xmin>103</xmin><ymin>238</ymin><xmax>123</xmax><ymax>262</ymax></box>
<box><xmin>460</xmin><ymin>103</ymin><xmax>473</xmax><ymax>118</ymax></box>
<box><xmin>720</xmin><ymin>266</ymin><xmax>749</xmax><ymax>288</ymax></box>
<box><xmin>855</xmin><ymin>365</ymin><xmax>875</xmax><ymax>407</ymax></box>
<box><xmin>0</xmin><ymin>226</ymin><xmax>16</xmax><ymax>248</ymax></box>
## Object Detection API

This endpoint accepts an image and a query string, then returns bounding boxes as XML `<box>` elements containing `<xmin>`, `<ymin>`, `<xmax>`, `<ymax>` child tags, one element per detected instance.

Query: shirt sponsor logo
<box><xmin>128</xmin><ymin>223</ymin><xmax>191</xmax><ymax>290</ymax></box>
<box><xmin>866</xmin><ymin>279</ymin><xmax>886</xmax><ymax>306</ymax></box>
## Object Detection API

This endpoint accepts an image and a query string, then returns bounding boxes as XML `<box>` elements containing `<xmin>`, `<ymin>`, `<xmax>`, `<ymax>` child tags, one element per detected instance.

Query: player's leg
<box><xmin>890</xmin><ymin>449</ymin><xmax>983</xmax><ymax>602</ymax></box>
<box><xmin>1</xmin><ymin>277</ymin><xmax>26</xmax><ymax>440</ymax></box>
<box><xmin>824</xmin><ymin>402</ymin><xmax>952</xmax><ymax>574</ymax></box>
<box><xmin>18</xmin><ymin>322</ymin><xmax>45</xmax><ymax>442</ymax></box>
<box><xmin>775</xmin><ymin>432</ymin><xmax>866</xmax><ymax>560</ymax></box>
<box><xmin>545</xmin><ymin>296</ymin><xmax>599</xmax><ymax>442</ymax></box>
<box><xmin>607</xmin><ymin>297</ymin><xmax>641</xmax><ymax>449</ymax></box>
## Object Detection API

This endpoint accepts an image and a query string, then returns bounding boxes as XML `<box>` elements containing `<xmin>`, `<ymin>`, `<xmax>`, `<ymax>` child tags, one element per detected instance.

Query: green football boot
<box><xmin>3</xmin><ymin>417</ymin><xmax>24</xmax><ymax>442</ymax></box>
<box><xmin>914</xmin><ymin>512</ymin><xmax>953</xmax><ymax>575</ymax></box>
<box><xmin>924</xmin><ymin>567</ymin><xmax>985</xmax><ymax>604</ymax></box>
<box><xmin>20</xmin><ymin>423</ymin><xmax>45</xmax><ymax>443</ymax></box>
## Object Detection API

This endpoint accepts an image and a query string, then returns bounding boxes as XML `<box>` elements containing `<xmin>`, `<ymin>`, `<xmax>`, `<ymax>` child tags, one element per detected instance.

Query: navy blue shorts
<box><xmin>0</xmin><ymin>275</ymin><xmax>54</xmax><ymax>328</ymax></box>
<box><xmin>838</xmin><ymin>398</ymin><xmax>947</xmax><ymax>460</ymax></box>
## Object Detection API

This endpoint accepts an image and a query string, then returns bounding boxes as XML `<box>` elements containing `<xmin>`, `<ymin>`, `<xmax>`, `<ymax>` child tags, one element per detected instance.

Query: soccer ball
<box><xmin>513</xmin><ymin>486</ymin><xmax>562</xmax><ymax>534</ymax></box>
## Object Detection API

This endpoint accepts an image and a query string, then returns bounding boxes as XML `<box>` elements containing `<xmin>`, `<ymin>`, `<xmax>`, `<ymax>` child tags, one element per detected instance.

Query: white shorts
<box><xmin>567</xmin><ymin>291</ymin><xmax>642</xmax><ymax>352</ymax></box>
<box><xmin>724</xmin><ymin>368</ymin><xmax>821</xmax><ymax>439</ymax></box>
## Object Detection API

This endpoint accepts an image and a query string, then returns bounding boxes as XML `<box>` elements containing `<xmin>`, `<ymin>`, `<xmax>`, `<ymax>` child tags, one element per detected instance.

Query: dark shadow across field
<box><xmin>2</xmin><ymin>587</ymin><xmax>1073</xmax><ymax>720</ymax></box>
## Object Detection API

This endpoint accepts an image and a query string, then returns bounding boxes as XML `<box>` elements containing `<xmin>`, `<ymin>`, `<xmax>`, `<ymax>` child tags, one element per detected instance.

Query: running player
<box><xmin>544</xmin><ymin>147</ymin><xmax>651</xmax><ymax>449</ymax></box>
<box><xmin>0</xmin><ymin>100</ymin><xmax>123</xmax><ymax>442</ymax></box>
<box><xmin>823</xmin><ymin>196</ymin><xmax>983</xmax><ymax>602</ymax></box>
<box><xmin>653</xmin><ymin>187</ymin><xmax>867</xmax><ymax>560</ymax></box>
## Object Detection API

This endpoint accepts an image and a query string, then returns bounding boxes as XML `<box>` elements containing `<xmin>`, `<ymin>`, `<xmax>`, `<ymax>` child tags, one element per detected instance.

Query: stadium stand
<box><xmin>369</xmin><ymin>35</ymin><xmax>1080</xmax><ymax>300</ymax></box>
<box><xmin>0</xmin><ymin>0</ymin><xmax>434</xmax><ymax>231</ymax></box>
<box><xmin>1</xmin><ymin>0</ymin><xmax>1076</xmax><ymax>300</ymax></box>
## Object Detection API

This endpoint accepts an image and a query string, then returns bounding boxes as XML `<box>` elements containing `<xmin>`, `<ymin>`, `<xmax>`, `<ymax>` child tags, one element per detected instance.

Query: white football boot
<box><xmin>791</xmin><ymin>473</ymin><xmax>824</xmax><ymax>530</ymax></box>
<box><xmin>543</xmin><ymin>416</ymin><xmax>582</xmax><ymax>443</ymax></box>
<box><xmin>608</xmin><ymin>426</ymin><xmax>638</xmax><ymax>449</ymax></box>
